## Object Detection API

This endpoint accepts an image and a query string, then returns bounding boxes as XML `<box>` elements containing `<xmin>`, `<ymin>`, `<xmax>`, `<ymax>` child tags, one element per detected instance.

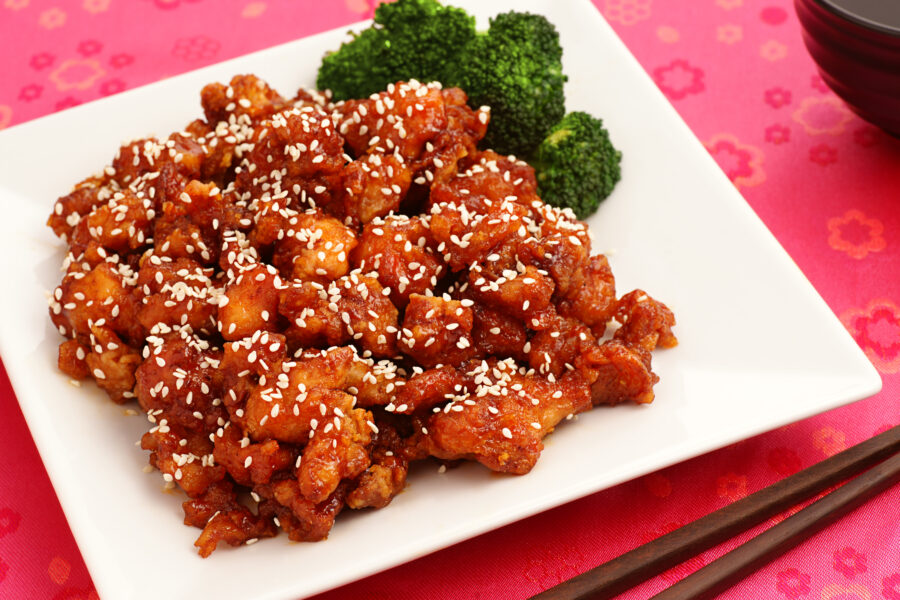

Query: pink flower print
<box><xmin>883</xmin><ymin>573</ymin><xmax>900</xmax><ymax>600</ymax></box>
<box><xmin>4</xmin><ymin>0</ymin><xmax>30</xmax><ymax>10</ymax></box>
<box><xmin>109</xmin><ymin>53</ymin><xmax>134</xmax><ymax>69</ymax></box>
<box><xmin>49</xmin><ymin>59</ymin><xmax>105</xmax><ymax>91</ymax></box>
<box><xmin>0</xmin><ymin>507</ymin><xmax>21</xmax><ymax>537</ymax></box>
<box><xmin>717</xmin><ymin>24</ymin><xmax>742</xmax><ymax>44</ymax></box>
<box><xmin>764</xmin><ymin>87</ymin><xmax>791</xmax><ymax>109</ymax></box>
<box><xmin>841</xmin><ymin>299</ymin><xmax>900</xmax><ymax>374</ymax></box>
<box><xmin>704</xmin><ymin>133</ymin><xmax>766</xmax><ymax>188</ymax></box>
<box><xmin>241</xmin><ymin>1</ymin><xmax>266</xmax><ymax>18</ymax></box>
<box><xmin>653</xmin><ymin>59</ymin><xmax>705</xmax><ymax>100</ymax></box>
<box><xmin>656</xmin><ymin>25</ymin><xmax>680</xmax><ymax>43</ymax></box>
<box><xmin>761</xmin><ymin>40</ymin><xmax>788</xmax><ymax>61</ymax></box>
<box><xmin>30</xmin><ymin>52</ymin><xmax>55</xmax><ymax>71</ymax></box>
<box><xmin>765</xmin><ymin>124</ymin><xmax>790</xmax><ymax>144</ymax></box>
<box><xmin>761</xmin><ymin>6</ymin><xmax>788</xmax><ymax>25</ymax></box>
<box><xmin>776</xmin><ymin>568</ymin><xmax>811</xmax><ymax>599</ymax></box>
<box><xmin>827</xmin><ymin>209</ymin><xmax>885</xmax><ymax>260</ymax></box>
<box><xmin>716</xmin><ymin>0</ymin><xmax>742</xmax><ymax>9</ymax></box>
<box><xmin>39</xmin><ymin>7</ymin><xmax>67</xmax><ymax>29</ymax></box>
<box><xmin>172</xmin><ymin>35</ymin><xmax>221</xmax><ymax>61</ymax></box>
<box><xmin>0</xmin><ymin>105</ymin><xmax>11</xmax><ymax>130</ymax></box>
<box><xmin>77</xmin><ymin>39</ymin><xmax>103</xmax><ymax>57</ymax></box>
<box><xmin>55</xmin><ymin>97</ymin><xmax>81</xmax><ymax>111</ymax></box>
<box><xmin>48</xmin><ymin>556</ymin><xmax>71</xmax><ymax>585</ymax></box>
<box><xmin>603</xmin><ymin>0</ymin><xmax>652</xmax><ymax>26</ymax></box>
<box><xmin>811</xmin><ymin>73</ymin><xmax>831</xmax><ymax>93</ymax></box>
<box><xmin>793</xmin><ymin>96</ymin><xmax>853</xmax><ymax>135</ymax></box>
<box><xmin>522</xmin><ymin>546</ymin><xmax>585</xmax><ymax>587</ymax></box>
<box><xmin>18</xmin><ymin>83</ymin><xmax>43</xmax><ymax>102</ymax></box>
<box><xmin>151</xmin><ymin>0</ymin><xmax>202</xmax><ymax>9</ymax></box>
<box><xmin>820</xmin><ymin>583</ymin><xmax>872</xmax><ymax>600</ymax></box>
<box><xmin>82</xmin><ymin>0</ymin><xmax>110</xmax><ymax>13</ymax></box>
<box><xmin>99</xmin><ymin>78</ymin><xmax>126</xmax><ymax>96</ymax></box>
<box><xmin>834</xmin><ymin>547</ymin><xmax>867</xmax><ymax>579</ymax></box>
<box><xmin>716</xmin><ymin>472</ymin><xmax>748</xmax><ymax>501</ymax></box>
<box><xmin>813</xmin><ymin>426</ymin><xmax>847</xmax><ymax>457</ymax></box>
<box><xmin>809</xmin><ymin>143</ymin><xmax>837</xmax><ymax>165</ymax></box>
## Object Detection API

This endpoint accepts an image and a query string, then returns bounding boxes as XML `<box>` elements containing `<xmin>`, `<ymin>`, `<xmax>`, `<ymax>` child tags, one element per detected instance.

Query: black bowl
<box><xmin>795</xmin><ymin>0</ymin><xmax>900</xmax><ymax>136</ymax></box>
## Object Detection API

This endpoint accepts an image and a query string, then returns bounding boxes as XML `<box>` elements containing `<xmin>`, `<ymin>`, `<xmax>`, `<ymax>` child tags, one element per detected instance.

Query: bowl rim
<box><xmin>810</xmin><ymin>0</ymin><xmax>900</xmax><ymax>38</ymax></box>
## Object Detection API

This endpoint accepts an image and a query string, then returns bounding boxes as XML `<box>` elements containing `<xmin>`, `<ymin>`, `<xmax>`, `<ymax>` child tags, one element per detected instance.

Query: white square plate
<box><xmin>0</xmin><ymin>1</ymin><xmax>881</xmax><ymax>598</ymax></box>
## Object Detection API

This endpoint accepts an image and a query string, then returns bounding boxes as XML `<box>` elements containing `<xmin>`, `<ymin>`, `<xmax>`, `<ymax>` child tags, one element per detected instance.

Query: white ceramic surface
<box><xmin>0</xmin><ymin>1</ymin><xmax>881</xmax><ymax>599</ymax></box>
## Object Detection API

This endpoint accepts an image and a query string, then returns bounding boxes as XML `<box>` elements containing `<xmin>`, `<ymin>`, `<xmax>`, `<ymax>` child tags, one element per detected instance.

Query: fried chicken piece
<box><xmin>516</xmin><ymin>204</ymin><xmax>593</xmax><ymax>299</ymax></box>
<box><xmin>57</xmin><ymin>339</ymin><xmax>90</xmax><ymax>380</ymax></box>
<box><xmin>527</xmin><ymin>309</ymin><xmax>597</xmax><ymax>379</ymax></box>
<box><xmin>85</xmin><ymin>325</ymin><xmax>142</xmax><ymax>403</ymax></box>
<box><xmin>48</xmin><ymin>175</ymin><xmax>106</xmax><ymax>241</ymax></box>
<box><xmin>218</xmin><ymin>263</ymin><xmax>283</xmax><ymax>341</ymax></box>
<box><xmin>141</xmin><ymin>422</ymin><xmax>226</xmax><ymax>498</ymax></box>
<box><xmin>84</xmin><ymin>189</ymin><xmax>153</xmax><ymax>253</ymax></box>
<box><xmin>351</xmin><ymin>214</ymin><xmax>444</xmax><ymax>308</ymax></box>
<box><xmin>389</xmin><ymin>365</ymin><xmax>465</xmax><ymax>415</ymax></box>
<box><xmin>429</xmin><ymin>194</ymin><xmax>530</xmax><ymax>272</ymax></box>
<box><xmin>467</xmin><ymin>262</ymin><xmax>555</xmax><ymax>322</ymax></box>
<box><xmin>49</xmin><ymin>260</ymin><xmax>143</xmax><ymax>346</ymax></box>
<box><xmin>136</xmin><ymin>255</ymin><xmax>221</xmax><ymax>334</ymax></box>
<box><xmin>193</xmin><ymin>504</ymin><xmax>278</xmax><ymax>557</ymax></box>
<box><xmin>242</xmin><ymin>347</ymin><xmax>357</xmax><ymax>443</ymax></box>
<box><xmin>298</xmin><ymin>406</ymin><xmax>373</xmax><ymax>503</ymax></box>
<box><xmin>346</xmin><ymin>420</ymin><xmax>409</xmax><ymax>509</ymax></box>
<box><xmin>152</xmin><ymin>179</ymin><xmax>231</xmax><ymax>266</ymax></box>
<box><xmin>235</xmin><ymin>105</ymin><xmax>346</xmax><ymax>208</ymax></box>
<box><xmin>264</xmin><ymin>479</ymin><xmax>347</xmax><ymax>542</ymax></box>
<box><xmin>470</xmin><ymin>303</ymin><xmax>528</xmax><ymax>361</ymax></box>
<box><xmin>337</xmin><ymin>151</ymin><xmax>413</xmax><ymax>226</ymax></box>
<box><xmin>557</xmin><ymin>254</ymin><xmax>617</xmax><ymax>336</ymax></box>
<box><xmin>134</xmin><ymin>331</ymin><xmax>226</xmax><ymax>432</ymax></box>
<box><xmin>201</xmin><ymin>74</ymin><xmax>289</xmax><ymax>126</ymax></box>
<box><xmin>335</xmin><ymin>80</ymin><xmax>448</xmax><ymax>161</ymax></box>
<box><xmin>279</xmin><ymin>270</ymin><xmax>399</xmax><ymax>358</ymax></box>
<box><xmin>614</xmin><ymin>289</ymin><xmax>678</xmax><ymax>351</ymax></box>
<box><xmin>582</xmin><ymin>339</ymin><xmax>658</xmax><ymax>406</ymax></box>
<box><xmin>271</xmin><ymin>209</ymin><xmax>357</xmax><ymax>283</ymax></box>
<box><xmin>400</xmin><ymin>294</ymin><xmax>475</xmax><ymax>368</ymax></box>
<box><xmin>422</xmin><ymin>359</ymin><xmax>592</xmax><ymax>474</ymax></box>
<box><xmin>211</xmin><ymin>423</ymin><xmax>296</xmax><ymax>487</ymax></box>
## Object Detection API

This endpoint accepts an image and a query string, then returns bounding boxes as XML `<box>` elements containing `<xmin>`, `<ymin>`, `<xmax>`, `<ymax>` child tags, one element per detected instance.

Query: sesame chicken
<box><xmin>218</xmin><ymin>263</ymin><xmax>282</xmax><ymax>341</ymax></box>
<box><xmin>421</xmin><ymin>359</ymin><xmax>592</xmax><ymax>474</ymax></box>
<box><xmin>271</xmin><ymin>209</ymin><xmax>356</xmax><ymax>283</ymax></box>
<box><xmin>46</xmin><ymin>76</ymin><xmax>675</xmax><ymax>556</ymax></box>
<box><xmin>351</xmin><ymin>214</ymin><xmax>443</xmax><ymax>308</ymax></box>
<box><xmin>400</xmin><ymin>294</ymin><xmax>475</xmax><ymax>368</ymax></box>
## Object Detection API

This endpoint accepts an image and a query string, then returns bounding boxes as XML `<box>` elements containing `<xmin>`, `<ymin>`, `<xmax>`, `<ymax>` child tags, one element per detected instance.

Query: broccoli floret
<box><xmin>532</xmin><ymin>111</ymin><xmax>622</xmax><ymax>219</ymax></box>
<box><xmin>452</xmin><ymin>11</ymin><xmax>567</xmax><ymax>157</ymax></box>
<box><xmin>316</xmin><ymin>0</ymin><xmax>476</xmax><ymax>101</ymax></box>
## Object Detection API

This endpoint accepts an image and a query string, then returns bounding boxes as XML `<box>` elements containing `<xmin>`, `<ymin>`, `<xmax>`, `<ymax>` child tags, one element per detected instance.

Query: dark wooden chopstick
<box><xmin>650</xmin><ymin>449</ymin><xmax>900</xmax><ymax>599</ymax></box>
<box><xmin>531</xmin><ymin>424</ymin><xmax>900</xmax><ymax>600</ymax></box>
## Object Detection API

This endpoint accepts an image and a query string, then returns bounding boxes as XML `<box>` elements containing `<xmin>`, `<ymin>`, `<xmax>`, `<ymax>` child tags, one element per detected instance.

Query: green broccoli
<box><xmin>452</xmin><ymin>11</ymin><xmax>567</xmax><ymax>157</ymax></box>
<box><xmin>532</xmin><ymin>111</ymin><xmax>622</xmax><ymax>219</ymax></box>
<box><xmin>316</xmin><ymin>0</ymin><xmax>476</xmax><ymax>101</ymax></box>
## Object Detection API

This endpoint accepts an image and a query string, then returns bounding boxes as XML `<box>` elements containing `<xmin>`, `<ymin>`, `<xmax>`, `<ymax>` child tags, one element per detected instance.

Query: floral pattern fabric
<box><xmin>0</xmin><ymin>1</ymin><xmax>898</xmax><ymax>599</ymax></box>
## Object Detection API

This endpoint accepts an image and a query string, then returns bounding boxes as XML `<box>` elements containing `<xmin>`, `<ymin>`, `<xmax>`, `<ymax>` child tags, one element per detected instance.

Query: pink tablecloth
<box><xmin>1</xmin><ymin>1</ymin><xmax>898</xmax><ymax>598</ymax></box>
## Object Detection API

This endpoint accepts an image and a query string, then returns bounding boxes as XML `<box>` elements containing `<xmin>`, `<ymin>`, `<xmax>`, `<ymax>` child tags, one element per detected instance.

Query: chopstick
<box><xmin>650</xmin><ymin>449</ymin><xmax>900</xmax><ymax>599</ymax></box>
<box><xmin>531</xmin><ymin>424</ymin><xmax>900</xmax><ymax>600</ymax></box>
